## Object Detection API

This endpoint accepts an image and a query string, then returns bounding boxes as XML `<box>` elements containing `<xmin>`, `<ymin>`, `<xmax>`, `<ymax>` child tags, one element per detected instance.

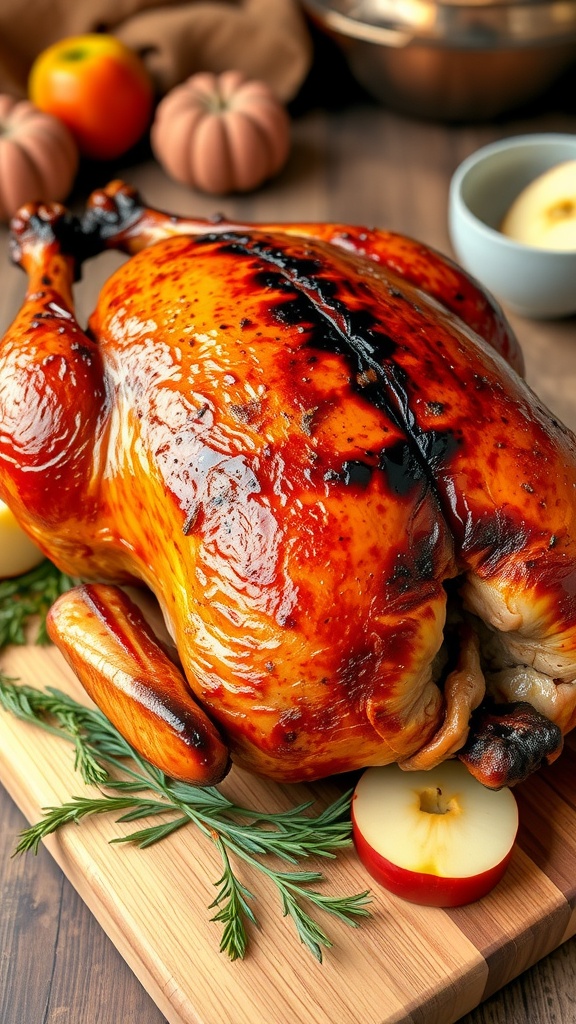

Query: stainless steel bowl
<box><xmin>302</xmin><ymin>0</ymin><xmax>576</xmax><ymax>119</ymax></box>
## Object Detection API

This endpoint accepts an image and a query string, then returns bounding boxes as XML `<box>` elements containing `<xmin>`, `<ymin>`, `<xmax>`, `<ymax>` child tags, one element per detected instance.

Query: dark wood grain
<box><xmin>0</xmin><ymin>794</ymin><xmax>168</xmax><ymax>1024</ymax></box>
<box><xmin>1</xmin><ymin>59</ymin><xmax>576</xmax><ymax>1024</ymax></box>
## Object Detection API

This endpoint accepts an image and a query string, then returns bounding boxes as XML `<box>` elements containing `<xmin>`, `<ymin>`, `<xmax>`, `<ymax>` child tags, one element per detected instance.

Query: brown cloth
<box><xmin>0</xmin><ymin>0</ymin><xmax>312</xmax><ymax>102</ymax></box>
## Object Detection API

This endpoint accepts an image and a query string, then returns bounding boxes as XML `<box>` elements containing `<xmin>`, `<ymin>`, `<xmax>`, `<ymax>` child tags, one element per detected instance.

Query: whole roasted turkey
<box><xmin>0</xmin><ymin>181</ymin><xmax>573</xmax><ymax>790</ymax></box>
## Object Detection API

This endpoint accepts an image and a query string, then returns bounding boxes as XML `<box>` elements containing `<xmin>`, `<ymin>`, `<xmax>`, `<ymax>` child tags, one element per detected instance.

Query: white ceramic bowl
<box><xmin>448</xmin><ymin>134</ymin><xmax>576</xmax><ymax>319</ymax></box>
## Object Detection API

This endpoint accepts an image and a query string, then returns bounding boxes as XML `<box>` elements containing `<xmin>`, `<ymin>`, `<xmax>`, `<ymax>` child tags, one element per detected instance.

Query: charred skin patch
<box><xmin>458</xmin><ymin>700</ymin><xmax>563</xmax><ymax>789</ymax></box>
<box><xmin>199</xmin><ymin>231</ymin><xmax>461</xmax><ymax>504</ymax></box>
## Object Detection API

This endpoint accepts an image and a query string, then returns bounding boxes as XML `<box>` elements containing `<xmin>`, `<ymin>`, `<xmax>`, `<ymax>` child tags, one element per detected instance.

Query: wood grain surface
<box><xmin>2</xmin><ymin>627</ymin><xmax>576</xmax><ymax>1024</ymax></box>
<box><xmin>1</xmin><ymin>42</ymin><xmax>576</xmax><ymax>1024</ymax></box>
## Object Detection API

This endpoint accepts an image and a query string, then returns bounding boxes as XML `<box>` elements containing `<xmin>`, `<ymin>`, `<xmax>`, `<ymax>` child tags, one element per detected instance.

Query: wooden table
<box><xmin>1</xmin><ymin>48</ymin><xmax>576</xmax><ymax>1024</ymax></box>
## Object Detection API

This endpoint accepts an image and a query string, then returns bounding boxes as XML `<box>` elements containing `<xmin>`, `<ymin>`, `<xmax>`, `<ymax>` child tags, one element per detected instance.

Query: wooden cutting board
<box><xmin>1</xmin><ymin>636</ymin><xmax>575</xmax><ymax>1024</ymax></box>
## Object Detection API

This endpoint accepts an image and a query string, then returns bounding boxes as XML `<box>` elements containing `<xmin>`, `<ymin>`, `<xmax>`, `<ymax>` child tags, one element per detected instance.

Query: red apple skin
<box><xmin>352</xmin><ymin>804</ymin><xmax>515</xmax><ymax>908</ymax></box>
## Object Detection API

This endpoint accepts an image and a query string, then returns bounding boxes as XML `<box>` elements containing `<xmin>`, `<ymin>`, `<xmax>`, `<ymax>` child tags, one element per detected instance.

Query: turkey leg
<box><xmin>0</xmin><ymin>201</ymin><xmax>108</xmax><ymax>558</ymax></box>
<box><xmin>0</xmin><ymin>200</ymin><xmax>230</xmax><ymax>786</ymax></box>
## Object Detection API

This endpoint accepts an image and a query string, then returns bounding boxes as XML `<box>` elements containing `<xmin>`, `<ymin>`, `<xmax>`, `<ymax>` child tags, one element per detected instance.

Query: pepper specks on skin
<box><xmin>192</xmin><ymin>231</ymin><xmax>462</xmax><ymax>510</ymax></box>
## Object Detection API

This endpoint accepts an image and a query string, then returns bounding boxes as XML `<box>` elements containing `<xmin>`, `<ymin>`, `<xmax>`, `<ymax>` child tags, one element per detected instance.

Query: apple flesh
<box><xmin>501</xmin><ymin>160</ymin><xmax>576</xmax><ymax>251</ymax></box>
<box><xmin>352</xmin><ymin>760</ymin><xmax>518</xmax><ymax>907</ymax></box>
<box><xmin>0</xmin><ymin>500</ymin><xmax>45</xmax><ymax>577</ymax></box>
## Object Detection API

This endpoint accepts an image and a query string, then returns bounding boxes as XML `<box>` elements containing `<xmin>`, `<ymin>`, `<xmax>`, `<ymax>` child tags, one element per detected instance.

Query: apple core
<box><xmin>418</xmin><ymin>786</ymin><xmax>458</xmax><ymax>816</ymax></box>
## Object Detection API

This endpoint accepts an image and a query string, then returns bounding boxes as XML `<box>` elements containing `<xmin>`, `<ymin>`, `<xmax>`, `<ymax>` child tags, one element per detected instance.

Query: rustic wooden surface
<box><xmin>1</xmin><ymin>38</ymin><xmax>576</xmax><ymax>1024</ymax></box>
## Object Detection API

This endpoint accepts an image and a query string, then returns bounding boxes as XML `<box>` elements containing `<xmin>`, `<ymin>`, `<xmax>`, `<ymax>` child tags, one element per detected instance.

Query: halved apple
<box><xmin>351</xmin><ymin>760</ymin><xmax>518</xmax><ymax>907</ymax></box>
<box><xmin>501</xmin><ymin>160</ymin><xmax>576</xmax><ymax>251</ymax></box>
<box><xmin>0</xmin><ymin>500</ymin><xmax>45</xmax><ymax>578</ymax></box>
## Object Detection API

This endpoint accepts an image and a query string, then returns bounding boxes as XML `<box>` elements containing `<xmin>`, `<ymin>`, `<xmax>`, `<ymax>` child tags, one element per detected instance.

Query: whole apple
<box><xmin>352</xmin><ymin>760</ymin><xmax>519</xmax><ymax>907</ymax></box>
<box><xmin>28</xmin><ymin>34</ymin><xmax>154</xmax><ymax>161</ymax></box>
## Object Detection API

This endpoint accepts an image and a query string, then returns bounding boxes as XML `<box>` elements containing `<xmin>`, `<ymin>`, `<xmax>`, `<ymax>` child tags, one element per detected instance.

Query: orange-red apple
<box><xmin>29</xmin><ymin>34</ymin><xmax>153</xmax><ymax>160</ymax></box>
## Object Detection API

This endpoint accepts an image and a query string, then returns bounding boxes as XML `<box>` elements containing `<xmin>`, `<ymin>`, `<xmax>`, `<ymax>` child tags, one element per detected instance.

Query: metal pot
<box><xmin>302</xmin><ymin>0</ymin><xmax>576</xmax><ymax>119</ymax></box>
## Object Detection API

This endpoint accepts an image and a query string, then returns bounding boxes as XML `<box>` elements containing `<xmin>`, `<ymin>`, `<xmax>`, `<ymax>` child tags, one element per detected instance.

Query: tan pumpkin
<box><xmin>151</xmin><ymin>70</ymin><xmax>291</xmax><ymax>195</ymax></box>
<box><xmin>0</xmin><ymin>95</ymin><xmax>79</xmax><ymax>222</ymax></box>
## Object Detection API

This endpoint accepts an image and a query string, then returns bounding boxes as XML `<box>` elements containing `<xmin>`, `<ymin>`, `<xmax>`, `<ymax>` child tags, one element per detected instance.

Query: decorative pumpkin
<box><xmin>151</xmin><ymin>70</ymin><xmax>291</xmax><ymax>195</ymax></box>
<box><xmin>0</xmin><ymin>95</ymin><xmax>78</xmax><ymax>222</ymax></box>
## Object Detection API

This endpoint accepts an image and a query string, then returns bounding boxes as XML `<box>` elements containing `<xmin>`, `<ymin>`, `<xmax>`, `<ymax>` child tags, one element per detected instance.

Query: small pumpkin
<box><xmin>0</xmin><ymin>95</ymin><xmax>79</xmax><ymax>222</ymax></box>
<box><xmin>151</xmin><ymin>70</ymin><xmax>291</xmax><ymax>196</ymax></box>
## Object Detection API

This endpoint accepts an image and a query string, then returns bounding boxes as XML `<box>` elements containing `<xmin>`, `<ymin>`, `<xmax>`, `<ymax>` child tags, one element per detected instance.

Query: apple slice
<box><xmin>351</xmin><ymin>760</ymin><xmax>518</xmax><ymax>907</ymax></box>
<box><xmin>501</xmin><ymin>160</ymin><xmax>576</xmax><ymax>251</ymax></box>
<box><xmin>0</xmin><ymin>499</ymin><xmax>45</xmax><ymax>578</ymax></box>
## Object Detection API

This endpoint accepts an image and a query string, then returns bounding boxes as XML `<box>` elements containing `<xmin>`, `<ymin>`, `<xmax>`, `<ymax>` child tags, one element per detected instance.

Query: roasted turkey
<box><xmin>0</xmin><ymin>181</ymin><xmax>573</xmax><ymax>790</ymax></box>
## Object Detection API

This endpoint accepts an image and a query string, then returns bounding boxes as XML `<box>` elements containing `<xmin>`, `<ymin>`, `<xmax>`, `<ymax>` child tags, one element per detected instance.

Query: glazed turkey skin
<box><xmin>0</xmin><ymin>181</ymin><xmax>573</xmax><ymax>789</ymax></box>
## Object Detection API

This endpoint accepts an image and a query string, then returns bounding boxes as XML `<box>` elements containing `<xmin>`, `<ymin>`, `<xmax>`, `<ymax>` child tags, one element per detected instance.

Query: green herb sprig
<box><xmin>0</xmin><ymin>675</ymin><xmax>371</xmax><ymax>961</ymax></box>
<box><xmin>0</xmin><ymin>560</ymin><xmax>77</xmax><ymax>647</ymax></box>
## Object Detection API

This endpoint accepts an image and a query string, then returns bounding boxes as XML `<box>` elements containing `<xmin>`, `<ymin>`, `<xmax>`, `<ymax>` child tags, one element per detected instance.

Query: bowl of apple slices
<box><xmin>448</xmin><ymin>133</ymin><xmax>576</xmax><ymax>319</ymax></box>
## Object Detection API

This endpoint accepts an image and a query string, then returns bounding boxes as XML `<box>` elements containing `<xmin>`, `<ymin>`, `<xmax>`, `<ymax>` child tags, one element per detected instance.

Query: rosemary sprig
<box><xmin>210</xmin><ymin>840</ymin><xmax>258</xmax><ymax>960</ymax></box>
<box><xmin>0</xmin><ymin>675</ymin><xmax>371</xmax><ymax>961</ymax></box>
<box><xmin>0</xmin><ymin>560</ymin><xmax>77</xmax><ymax>646</ymax></box>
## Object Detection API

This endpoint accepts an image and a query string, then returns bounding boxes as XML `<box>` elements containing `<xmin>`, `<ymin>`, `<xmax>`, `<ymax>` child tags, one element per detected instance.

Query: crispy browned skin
<box><xmin>84</xmin><ymin>181</ymin><xmax>524</xmax><ymax>375</ymax></box>
<box><xmin>0</xmin><ymin>183</ymin><xmax>573</xmax><ymax>787</ymax></box>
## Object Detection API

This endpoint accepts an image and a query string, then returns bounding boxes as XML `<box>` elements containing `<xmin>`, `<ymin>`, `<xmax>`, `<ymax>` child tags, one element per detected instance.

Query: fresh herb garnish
<box><xmin>0</xmin><ymin>621</ymin><xmax>371</xmax><ymax>961</ymax></box>
<box><xmin>0</xmin><ymin>560</ymin><xmax>77</xmax><ymax>646</ymax></box>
